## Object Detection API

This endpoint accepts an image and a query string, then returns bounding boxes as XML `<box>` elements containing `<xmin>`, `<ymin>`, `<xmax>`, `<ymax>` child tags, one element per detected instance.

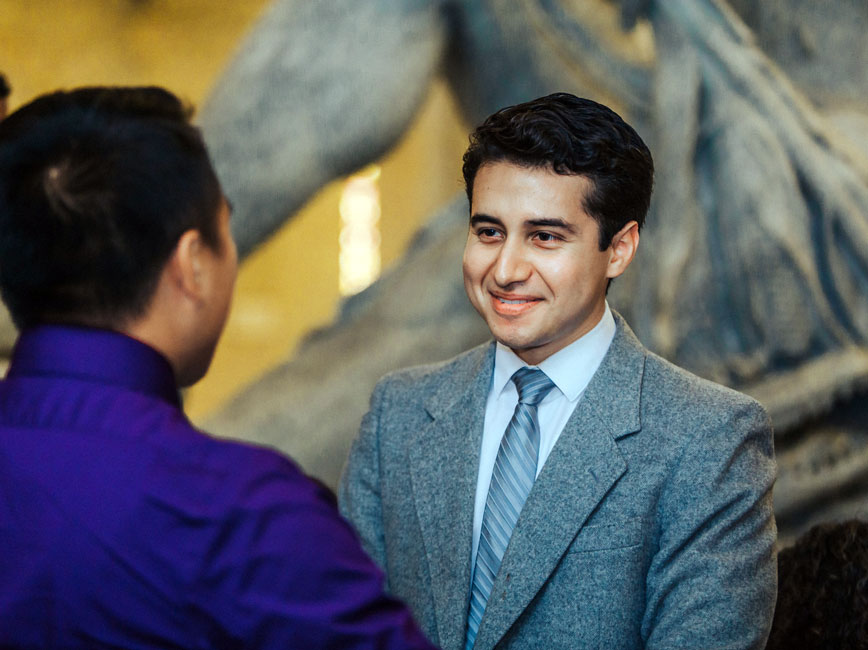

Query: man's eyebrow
<box><xmin>526</xmin><ymin>217</ymin><xmax>576</xmax><ymax>233</ymax></box>
<box><xmin>469</xmin><ymin>214</ymin><xmax>504</xmax><ymax>227</ymax></box>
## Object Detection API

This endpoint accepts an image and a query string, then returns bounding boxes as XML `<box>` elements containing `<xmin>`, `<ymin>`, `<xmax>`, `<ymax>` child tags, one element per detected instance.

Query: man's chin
<box><xmin>492</xmin><ymin>333</ymin><xmax>536</xmax><ymax>355</ymax></box>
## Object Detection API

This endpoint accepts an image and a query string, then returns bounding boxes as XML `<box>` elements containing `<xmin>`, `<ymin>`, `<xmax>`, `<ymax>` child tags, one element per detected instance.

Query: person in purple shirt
<box><xmin>0</xmin><ymin>86</ymin><xmax>436</xmax><ymax>649</ymax></box>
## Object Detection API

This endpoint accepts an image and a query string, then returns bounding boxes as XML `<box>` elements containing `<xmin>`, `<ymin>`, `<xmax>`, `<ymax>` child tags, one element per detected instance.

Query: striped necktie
<box><xmin>465</xmin><ymin>367</ymin><xmax>555</xmax><ymax>649</ymax></box>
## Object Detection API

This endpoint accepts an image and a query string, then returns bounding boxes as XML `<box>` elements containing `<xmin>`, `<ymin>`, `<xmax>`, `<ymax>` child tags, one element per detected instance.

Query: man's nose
<box><xmin>493</xmin><ymin>241</ymin><xmax>531</xmax><ymax>286</ymax></box>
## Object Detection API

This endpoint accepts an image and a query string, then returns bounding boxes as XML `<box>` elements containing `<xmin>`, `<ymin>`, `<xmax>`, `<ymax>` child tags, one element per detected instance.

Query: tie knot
<box><xmin>512</xmin><ymin>367</ymin><xmax>555</xmax><ymax>406</ymax></box>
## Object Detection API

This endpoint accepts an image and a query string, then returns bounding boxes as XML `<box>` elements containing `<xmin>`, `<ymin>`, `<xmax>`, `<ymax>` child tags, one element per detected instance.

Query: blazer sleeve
<box><xmin>339</xmin><ymin>377</ymin><xmax>390</xmax><ymax>573</ymax></box>
<box><xmin>642</xmin><ymin>399</ymin><xmax>777</xmax><ymax>649</ymax></box>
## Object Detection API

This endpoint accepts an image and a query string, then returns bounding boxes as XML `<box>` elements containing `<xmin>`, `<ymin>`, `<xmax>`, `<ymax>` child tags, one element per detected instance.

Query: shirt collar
<box><xmin>492</xmin><ymin>302</ymin><xmax>616</xmax><ymax>402</ymax></box>
<box><xmin>7</xmin><ymin>325</ymin><xmax>182</xmax><ymax>408</ymax></box>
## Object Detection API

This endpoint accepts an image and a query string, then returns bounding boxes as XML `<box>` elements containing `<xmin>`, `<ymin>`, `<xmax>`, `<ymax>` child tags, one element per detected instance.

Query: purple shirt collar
<box><xmin>7</xmin><ymin>325</ymin><xmax>181</xmax><ymax>408</ymax></box>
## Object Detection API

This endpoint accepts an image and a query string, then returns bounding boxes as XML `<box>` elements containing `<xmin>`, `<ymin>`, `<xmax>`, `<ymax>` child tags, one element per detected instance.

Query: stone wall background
<box><xmin>0</xmin><ymin>0</ymin><xmax>469</xmax><ymax>419</ymax></box>
<box><xmin>201</xmin><ymin>0</ymin><xmax>868</xmax><ymax>545</ymax></box>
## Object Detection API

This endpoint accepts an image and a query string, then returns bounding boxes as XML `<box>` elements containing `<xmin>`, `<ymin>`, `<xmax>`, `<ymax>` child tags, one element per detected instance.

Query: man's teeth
<box><xmin>499</xmin><ymin>298</ymin><xmax>529</xmax><ymax>304</ymax></box>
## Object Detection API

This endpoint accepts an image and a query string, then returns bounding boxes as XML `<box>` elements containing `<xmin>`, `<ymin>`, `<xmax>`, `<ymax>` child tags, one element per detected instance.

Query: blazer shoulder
<box><xmin>642</xmin><ymin>348</ymin><xmax>768</xmax><ymax>419</ymax></box>
<box><xmin>376</xmin><ymin>341</ymin><xmax>493</xmax><ymax>396</ymax></box>
<box><xmin>635</xmin><ymin>350</ymin><xmax>774</xmax><ymax>475</ymax></box>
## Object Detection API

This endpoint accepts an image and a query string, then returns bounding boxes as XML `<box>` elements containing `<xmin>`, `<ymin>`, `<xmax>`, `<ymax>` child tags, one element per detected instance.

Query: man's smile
<box><xmin>489</xmin><ymin>291</ymin><xmax>542</xmax><ymax>316</ymax></box>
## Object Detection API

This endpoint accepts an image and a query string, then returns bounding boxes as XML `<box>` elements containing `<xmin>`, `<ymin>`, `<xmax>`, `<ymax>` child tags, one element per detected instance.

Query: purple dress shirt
<box><xmin>0</xmin><ymin>325</ymin><xmax>435</xmax><ymax>649</ymax></box>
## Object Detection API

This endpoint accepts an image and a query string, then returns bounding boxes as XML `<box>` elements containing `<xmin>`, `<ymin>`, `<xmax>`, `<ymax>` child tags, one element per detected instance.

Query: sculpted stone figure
<box><xmin>198</xmin><ymin>0</ymin><xmax>868</xmax><ymax>543</ymax></box>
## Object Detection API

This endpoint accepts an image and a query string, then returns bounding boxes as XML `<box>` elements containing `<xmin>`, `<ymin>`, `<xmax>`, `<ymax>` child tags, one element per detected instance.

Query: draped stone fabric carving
<box><xmin>194</xmin><ymin>0</ymin><xmax>868</xmax><ymax>544</ymax></box>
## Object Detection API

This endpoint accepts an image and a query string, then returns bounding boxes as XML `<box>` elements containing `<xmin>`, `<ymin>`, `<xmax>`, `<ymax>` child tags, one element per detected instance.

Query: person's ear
<box><xmin>606</xmin><ymin>221</ymin><xmax>639</xmax><ymax>279</ymax></box>
<box><xmin>167</xmin><ymin>229</ymin><xmax>207</xmax><ymax>301</ymax></box>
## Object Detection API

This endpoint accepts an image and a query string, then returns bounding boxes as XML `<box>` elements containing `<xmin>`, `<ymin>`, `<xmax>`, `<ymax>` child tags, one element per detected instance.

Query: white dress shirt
<box><xmin>470</xmin><ymin>302</ymin><xmax>616</xmax><ymax>566</ymax></box>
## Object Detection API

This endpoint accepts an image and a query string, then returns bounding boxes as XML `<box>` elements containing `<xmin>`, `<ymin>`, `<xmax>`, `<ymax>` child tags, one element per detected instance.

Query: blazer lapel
<box><xmin>472</xmin><ymin>314</ymin><xmax>645</xmax><ymax>650</ymax></box>
<box><xmin>407</xmin><ymin>343</ymin><xmax>495</xmax><ymax>650</ymax></box>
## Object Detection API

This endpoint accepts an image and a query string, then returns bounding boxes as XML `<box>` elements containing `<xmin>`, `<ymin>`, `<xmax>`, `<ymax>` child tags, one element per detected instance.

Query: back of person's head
<box><xmin>0</xmin><ymin>86</ymin><xmax>222</xmax><ymax>330</ymax></box>
<box><xmin>767</xmin><ymin>519</ymin><xmax>868</xmax><ymax>650</ymax></box>
<box><xmin>462</xmin><ymin>92</ymin><xmax>653</xmax><ymax>250</ymax></box>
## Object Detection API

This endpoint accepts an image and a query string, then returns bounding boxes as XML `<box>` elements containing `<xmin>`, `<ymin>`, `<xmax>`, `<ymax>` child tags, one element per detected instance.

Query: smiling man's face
<box><xmin>463</xmin><ymin>162</ymin><xmax>635</xmax><ymax>365</ymax></box>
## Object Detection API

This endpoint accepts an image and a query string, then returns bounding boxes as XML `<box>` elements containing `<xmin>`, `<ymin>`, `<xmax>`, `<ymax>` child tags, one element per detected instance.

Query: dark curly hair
<box><xmin>767</xmin><ymin>519</ymin><xmax>868</xmax><ymax>650</ymax></box>
<box><xmin>462</xmin><ymin>92</ymin><xmax>653</xmax><ymax>250</ymax></box>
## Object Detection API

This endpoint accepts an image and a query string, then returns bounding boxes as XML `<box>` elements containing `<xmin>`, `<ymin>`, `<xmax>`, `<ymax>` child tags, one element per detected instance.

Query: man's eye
<box><xmin>477</xmin><ymin>228</ymin><xmax>500</xmax><ymax>238</ymax></box>
<box><xmin>534</xmin><ymin>232</ymin><xmax>560</xmax><ymax>242</ymax></box>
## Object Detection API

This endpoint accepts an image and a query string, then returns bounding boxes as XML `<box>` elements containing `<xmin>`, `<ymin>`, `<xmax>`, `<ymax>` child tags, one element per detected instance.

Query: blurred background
<box><xmin>1</xmin><ymin>0</ymin><xmax>468</xmax><ymax>421</ymax></box>
<box><xmin>4</xmin><ymin>0</ymin><xmax>868</xmax><ymax>543</ymax></box>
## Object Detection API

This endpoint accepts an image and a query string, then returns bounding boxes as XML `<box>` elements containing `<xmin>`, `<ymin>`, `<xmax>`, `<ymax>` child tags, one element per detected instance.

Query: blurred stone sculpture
<box><xmin>198</xmin><ymin>0</ymin><xmax>868</xmax><ymax>543</ymax></box>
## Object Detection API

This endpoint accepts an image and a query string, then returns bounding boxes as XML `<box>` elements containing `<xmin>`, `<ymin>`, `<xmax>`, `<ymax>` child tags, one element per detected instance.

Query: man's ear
<box><xmin>167</xmin><ymin>229</ymin><xmax>206</xmax><ymax>301</ymax></box>
<box><xmin>606</xmin><ymin>220</ymin><xmax>639</xmax><ymax>279</ymax></box>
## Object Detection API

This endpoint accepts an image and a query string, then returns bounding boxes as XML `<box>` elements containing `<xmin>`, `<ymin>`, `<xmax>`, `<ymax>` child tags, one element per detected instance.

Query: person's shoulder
<box><xmin>642</xmin><ymin>351</ymin><xmax>765</xmax><ymax>417</ymax></box>
<box><xmin>194</xmin><ymin>427</ymin><xmax>305</xmax><ymax>480</ymax></box>
<box><xmin>169</xmin><ymin>429</ymin><xmax>340</xmax><ymax>539</ymax></box>
<box><xmin>611</xmin><ymin>312</ymin><xmax>766</xmax><ymax>417</ymax></box>
<box><xmin>376</xmin><ymin>341</ymin><xmax>493</xmax><ymax>393</ymax></box>
<box><xmin>148</xmin><ymin>416</ymin><xmax>317</xmax><ymax>506</ymax></box>
<box><xmin>629</xmin><ymin>348</ymin><xmax>774</xmax><ymax>476</ymax></box>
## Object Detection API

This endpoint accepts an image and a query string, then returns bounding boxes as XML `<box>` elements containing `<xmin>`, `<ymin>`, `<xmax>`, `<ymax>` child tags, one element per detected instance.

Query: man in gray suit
<box><xmin>340</xmin><ymin>93</ymin><xmax>777</xmax><ymax>649</ymax></box>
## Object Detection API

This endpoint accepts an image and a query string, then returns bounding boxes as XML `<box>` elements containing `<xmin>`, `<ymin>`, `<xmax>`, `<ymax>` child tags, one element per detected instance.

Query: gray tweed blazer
<box><xmin>339</xmin><ymin>313</ymin><xmax>777</xmax><ymax>649</ymax></box>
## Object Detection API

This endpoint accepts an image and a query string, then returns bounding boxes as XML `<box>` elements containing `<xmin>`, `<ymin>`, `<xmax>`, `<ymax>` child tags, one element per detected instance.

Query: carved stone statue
<box><xmin>199</xmin><ymin>0</ymin><xmax>868</xmax><ymax>544</ymax></box>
